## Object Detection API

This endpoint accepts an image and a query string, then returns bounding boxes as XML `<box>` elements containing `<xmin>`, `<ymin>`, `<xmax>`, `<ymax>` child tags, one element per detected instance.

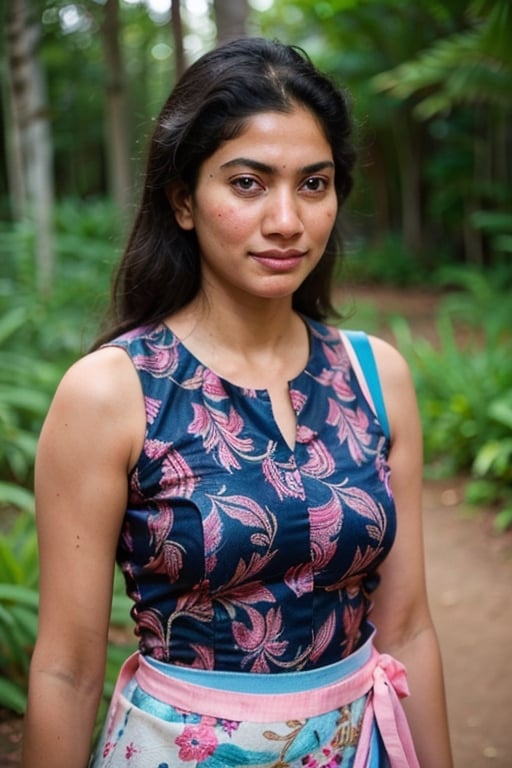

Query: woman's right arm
<box><xmin>21</xmin><ymin>347</ymin><xmax>146</xmax><ymax>768</ymax></box>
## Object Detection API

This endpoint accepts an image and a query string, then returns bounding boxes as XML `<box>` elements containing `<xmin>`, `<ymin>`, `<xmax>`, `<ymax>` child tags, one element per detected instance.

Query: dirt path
<box><xmin>423</xmin><ymin>479</ymin><xmax>512</xmax><ymax>767</ymax></box>
<box><xmin>1</xmin><ymin>287</ymin><xmax>511</xmax><ymax>766</ymax></box>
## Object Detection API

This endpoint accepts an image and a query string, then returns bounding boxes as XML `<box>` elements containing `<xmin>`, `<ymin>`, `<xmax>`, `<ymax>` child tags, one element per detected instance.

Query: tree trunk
<box><xmin>463</xmin><ymin>113</ymin><xmax>487</xmax><ymax>265</ymax></box>
<box><xmin>393</xmin><ymin>112</ymin><xmax>423</xmax><ymax>258</ymax></box>
<box><xmin>102</xmin><ymin>0</ymin><xmax>132</xmax><ymax>222</ymax></box>
<box><xmin>213</xmin><ymin>0</ymin><xmax>248</xmax><ymax>45</ymax></box>
<box><xmin>5</xmin><ymin>0</ymin><xmax>54</xmax><ymax>294</ymax></box>
<box><xmin>171</xmin><ymin>0</ymin><xmax>185</xmax><ymax>80</ymax></box>
<box><xmin>2</xmin><ymin>46</ymin><xmax>25</xmax><ymax>220</ymax></box>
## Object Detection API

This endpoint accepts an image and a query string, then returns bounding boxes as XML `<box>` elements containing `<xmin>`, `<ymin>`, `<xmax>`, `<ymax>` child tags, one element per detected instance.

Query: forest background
<box><xmin>0</xmin><ymin>0</ymin><xmax>511</xmax><ymax>725</ymax></box>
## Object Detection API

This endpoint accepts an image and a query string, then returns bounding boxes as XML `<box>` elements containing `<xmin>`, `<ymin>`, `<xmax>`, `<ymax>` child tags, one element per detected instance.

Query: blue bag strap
<box><xmin>343</xmin><ymin>330</ymin><xmax>390</xmax><ymax>440</ymax></box>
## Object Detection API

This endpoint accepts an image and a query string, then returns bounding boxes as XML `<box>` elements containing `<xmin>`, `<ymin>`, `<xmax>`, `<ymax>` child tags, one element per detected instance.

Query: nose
<box><xmin>262</xmin><ymin>187</ymin><xmax>304</xmax><ymax>238</ymax></box>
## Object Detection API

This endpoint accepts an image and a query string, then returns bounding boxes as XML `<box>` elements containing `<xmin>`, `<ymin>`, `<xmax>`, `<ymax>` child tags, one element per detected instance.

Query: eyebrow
<box><xmin>220</xmin><ymin>158</ymin><xmax>335</xmax><ymax>174</ymax></box>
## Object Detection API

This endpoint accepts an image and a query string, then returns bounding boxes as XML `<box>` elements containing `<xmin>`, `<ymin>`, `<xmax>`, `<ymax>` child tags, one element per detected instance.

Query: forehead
<box><xmin>210</xmin><ymin>107</ymin><xmax>333</xmax><ymax>165</ymax></box>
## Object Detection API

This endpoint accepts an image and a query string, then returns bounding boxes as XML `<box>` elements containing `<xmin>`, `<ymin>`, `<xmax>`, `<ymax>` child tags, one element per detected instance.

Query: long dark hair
<box><xmin>94</xmin><ymin>37</ymin><xmax>355</xmax><ymax>347</ymax></box>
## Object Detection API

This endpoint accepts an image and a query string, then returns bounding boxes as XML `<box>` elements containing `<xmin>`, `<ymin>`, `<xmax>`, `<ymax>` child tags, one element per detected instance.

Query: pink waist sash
<box><xmin>111</xmin><ymin>648</ymin><xmax>420</xmax><ymax>768</ymax></box>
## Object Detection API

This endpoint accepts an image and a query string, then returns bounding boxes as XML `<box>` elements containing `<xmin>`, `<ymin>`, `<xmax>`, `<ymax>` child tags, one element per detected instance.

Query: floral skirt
<box><xmin>90</xmin><ymin>636</ymin><xmax>418</xmax><ymax>768</ymax></box>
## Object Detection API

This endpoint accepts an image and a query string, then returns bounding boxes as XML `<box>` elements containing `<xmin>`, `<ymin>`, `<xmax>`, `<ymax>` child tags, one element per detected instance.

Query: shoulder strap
<box><xmin>343</xmin><ymin>330</ymin><xmax>390</xmax><ymax>439</ymax></box>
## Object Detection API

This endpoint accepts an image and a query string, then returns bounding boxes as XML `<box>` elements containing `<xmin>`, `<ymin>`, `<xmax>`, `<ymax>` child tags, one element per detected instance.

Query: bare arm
<box><xmin>21</xmin><ymin>347</ymin><xmax>145</xmax><ymax>768</ymax></box>
<box><xmin>369</xmin><ymin>336</ymin><xmax>453</xmax><ymax>768</ymax></box>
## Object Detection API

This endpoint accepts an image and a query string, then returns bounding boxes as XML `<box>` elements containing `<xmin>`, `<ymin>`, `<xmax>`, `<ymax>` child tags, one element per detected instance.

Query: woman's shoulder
<box><xmin>366</xmin><ymin>334</ymin><xmax>413</xmax><ymax>388</ymax></box>
<box><xmin>48</xmin><ymin>346</ymin><xmax>145</xmax><ymax>469</ymax></box>
<box><xmin>53</xmin><ymin>346</ymin><xmax>139</xmax><ymax>418</ymax></box>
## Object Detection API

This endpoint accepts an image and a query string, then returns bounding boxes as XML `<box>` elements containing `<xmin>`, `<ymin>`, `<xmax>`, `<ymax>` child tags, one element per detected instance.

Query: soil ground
<box><xmin>423</xmin><ymin>478</ymin><xmax>512</xmax><ymax>767</ymax></box>
<box><xmin>1</xmin><ymin>287</ymin><xmax>511</xmax><ymax>767</ymax></box>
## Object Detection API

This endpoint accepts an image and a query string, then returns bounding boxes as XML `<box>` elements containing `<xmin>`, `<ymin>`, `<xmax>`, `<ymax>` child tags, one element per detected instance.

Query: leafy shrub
<box><xmin>0</xmin><ymin>512</ymin><xmax>39</xmax><ymax>713</ymax></box>
<box><xmin>471</xmin><ymin>209</ymin><xmax>512</xmax><ymax>256</ymax></box>
<box><xmin>0</xmin><ymin>199</ymin><xmax>120</xmax><ymax>503</ymax></box>
<box><xmin>0</xmin><ymin>309</ymin><xmax>61</xmax><ymax>508</ymax></box>
<box><xmin>437</xmin><ymin>264</ymin><xmax>512</xmax><ymax>344</ymax></box>
<box><xmin>0</xmin><ymin>199</ymin><xmax>133</xmax><ymax>716</ymax></box>
<box><xmin>0</xmin><ymin>198</ymin><xmax>120</xmax><ymax>362</ymax></box>
<box><xmin>392</xmin><ymin>269</ymin><xmax>512</xmax><ymax>529</ymax></box>
<box><xmin>344</xmin><ymin>231</ymin><xmax>448</xmax><ymax>287</ymax></box>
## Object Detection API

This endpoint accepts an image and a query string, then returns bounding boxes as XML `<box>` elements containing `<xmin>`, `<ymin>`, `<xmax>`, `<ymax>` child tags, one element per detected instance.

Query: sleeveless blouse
<box><xmin>108</xmin><ymin>318</ymin><xmax>396</xmax><ymax>674</ymax></box>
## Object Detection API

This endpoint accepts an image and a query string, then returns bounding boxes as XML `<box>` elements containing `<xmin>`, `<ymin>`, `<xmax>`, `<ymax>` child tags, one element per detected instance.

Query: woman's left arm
<box><xmin>369</xmin><ymin>336</ymin><xmax>453</xmax><ymax>768</ymax></box>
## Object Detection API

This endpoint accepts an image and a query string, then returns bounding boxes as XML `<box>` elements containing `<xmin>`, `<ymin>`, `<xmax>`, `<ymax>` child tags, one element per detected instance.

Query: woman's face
<box><xmin>172</xmin><ymin>106</ymin><xmax>338</xmax><ymax>306</ymax></box>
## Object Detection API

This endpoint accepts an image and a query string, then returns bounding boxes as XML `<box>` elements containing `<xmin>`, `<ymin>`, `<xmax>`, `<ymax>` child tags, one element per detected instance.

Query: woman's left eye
<box><xmin>302</xmin><ymin>176</ymin><xmax>328</xmax><ymax>192</ymax></box>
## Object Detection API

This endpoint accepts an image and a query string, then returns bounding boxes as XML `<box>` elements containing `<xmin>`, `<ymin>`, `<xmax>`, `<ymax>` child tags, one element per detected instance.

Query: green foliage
<box><xmin>453</xmin><ymin>262</ymin><xmax>509</xmax><ymax>350</ymax></box>
<box><xmin>392</xmin><ymin>269</ymin><xmax>512</xmax><ymax>529</ymax></box>
<box><xmin>0</xmin><ymin>199</ymin><xmax>133</xmax><ymax>716</ymax></box>
<box><xmin>470</xmin><ymin>210</ymin><xmax>512</xmax><ymax>256</ymax></box>
<box><xmin>0</xmin><ymin>198</ymin><xmax>119</xmax><ymax>362</ymax></box>
<box><xmin>372</xmin><ymin>0</ymin><xmax>512</xmax><ymax>117</ymax></box>
<box><xmin>345</xmin><ymin>232</ymin><xmax>446</xmax><ymax>286</ymax></box>
<box><xmin>0</xmin><ymin>512</ymin><xmax>39</xmax><ymax>713</ymax></box>
<box><xmin>0</xmin><ymin>306</ymin><xmax>59</xmax><ymax>506</ymax></box>
<box><xmin>0</xmin><ymin>197</ymin><xmax>120</xmax><ymax>494</ymax></box>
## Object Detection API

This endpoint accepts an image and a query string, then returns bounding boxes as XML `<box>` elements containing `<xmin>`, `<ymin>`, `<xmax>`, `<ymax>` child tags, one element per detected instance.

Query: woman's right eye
<box><xmin>230</xmin><ymin>176</ymin><xmax>262</xmax><ymax>193</ymax></box>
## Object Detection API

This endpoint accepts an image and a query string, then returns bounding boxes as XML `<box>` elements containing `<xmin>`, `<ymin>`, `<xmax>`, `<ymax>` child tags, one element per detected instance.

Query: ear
<box><xmin>166</xmin><ymin>181</ymin><xmax>195</xmax><ymax>230</ymax></box>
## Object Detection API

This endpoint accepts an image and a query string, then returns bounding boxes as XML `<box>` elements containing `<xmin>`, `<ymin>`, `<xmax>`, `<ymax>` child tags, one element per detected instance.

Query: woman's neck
<box><xmin>165</xmin><ymin>293</ymin><xmax>311</xmax><ymax>389</ymax></box>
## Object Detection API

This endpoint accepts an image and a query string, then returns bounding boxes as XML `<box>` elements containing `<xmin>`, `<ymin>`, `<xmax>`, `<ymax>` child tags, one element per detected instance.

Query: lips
<box><xmin>250</xmin><ymin>249</ymin><xmax>306</xmax><ymax>271</ymax></box>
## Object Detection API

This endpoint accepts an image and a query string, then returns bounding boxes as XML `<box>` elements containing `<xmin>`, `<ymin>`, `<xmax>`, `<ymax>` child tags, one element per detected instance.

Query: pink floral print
<box><xmin>175</xmin><ymin>723</ymin><xmax>218</xmax><ymax>761</ymax></box>
<box><xmin>110</xmin><ymin>320</ymin><xmax>395</xmax><ymax>672</ymax></box>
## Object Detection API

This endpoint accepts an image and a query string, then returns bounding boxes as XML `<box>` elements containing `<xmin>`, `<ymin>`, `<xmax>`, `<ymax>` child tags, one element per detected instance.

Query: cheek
<box><xmin>209</xmin><ymin>205</ymin><xmax>253</xmax><ymax>241</ymax></box>
<box><xmin>315</xmin><ymin>208</ymin><xmax>337</xmax><ymax>239</ymax></box>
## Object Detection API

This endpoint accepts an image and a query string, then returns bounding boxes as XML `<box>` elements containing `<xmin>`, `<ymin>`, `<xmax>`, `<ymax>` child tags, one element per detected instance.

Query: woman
<box><xmin>22</xmin><ymin>38</ymin><xmax>452</xmax><ymax>768</ymax></box>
